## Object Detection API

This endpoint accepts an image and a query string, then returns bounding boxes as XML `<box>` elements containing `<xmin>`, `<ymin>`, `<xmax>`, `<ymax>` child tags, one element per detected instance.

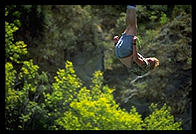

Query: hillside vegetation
<box><xmin>5</xmin><ymin>5</ymin><xmax>191</xmax><ymax>130</ymax></box>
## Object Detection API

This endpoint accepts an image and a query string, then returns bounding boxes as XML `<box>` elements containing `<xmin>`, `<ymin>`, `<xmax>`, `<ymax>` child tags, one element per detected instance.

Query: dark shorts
<box><xmin>115</xmin><ymin>33</ymin><xmax>134</xmax><ymax>58</ymax></box>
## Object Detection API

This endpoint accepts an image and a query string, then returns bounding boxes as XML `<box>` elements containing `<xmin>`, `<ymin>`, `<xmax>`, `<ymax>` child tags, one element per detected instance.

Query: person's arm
<box><xmin>132</xmin><ymin>36</ymin><xmax>145</xmax><ymax>65</ymax></box>
<box><xmin>132</xmin><ymin>36</ymin><xmax>138</xmax><ymax>61</ymax></box>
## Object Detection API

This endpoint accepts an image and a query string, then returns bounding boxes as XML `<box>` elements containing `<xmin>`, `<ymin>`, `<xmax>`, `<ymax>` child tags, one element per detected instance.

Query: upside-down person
<box><xmin>113</xmin><ymin>5</ymin><xmax>159</xmax><ymax>76</ymax></box>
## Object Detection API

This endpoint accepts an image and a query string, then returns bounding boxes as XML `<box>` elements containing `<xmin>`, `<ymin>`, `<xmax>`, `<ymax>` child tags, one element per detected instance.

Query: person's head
<box><xmin>146</xmin><ymin>57</ymin><xmax>160</xmax><ymax>69</ymax></box>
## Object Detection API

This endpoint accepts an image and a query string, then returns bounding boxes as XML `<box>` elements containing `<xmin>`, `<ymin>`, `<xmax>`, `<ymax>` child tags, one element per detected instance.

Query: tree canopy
<box><xmin>5</xmin><ymin>5</ymin><xmax>191</xmax><ymax>130</ymax></box>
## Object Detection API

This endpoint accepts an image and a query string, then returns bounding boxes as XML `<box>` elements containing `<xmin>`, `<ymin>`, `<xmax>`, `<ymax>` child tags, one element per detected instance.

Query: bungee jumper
<box><xmin>113</xmin><ymin>5</ymin><xmax>160</xmax><ymax>76</ymax></box>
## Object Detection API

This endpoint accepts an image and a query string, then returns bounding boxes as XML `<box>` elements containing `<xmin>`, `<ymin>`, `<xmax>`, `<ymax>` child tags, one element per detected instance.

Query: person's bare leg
<box><xmin>125</xmin><ymin>6</ymin><xmax>144</xmax><ymax>66</ymax></box>
<box><xmin>124</xmin><ymin>6</ymin><xmax>137</xmax><ymax>36</ymax></box>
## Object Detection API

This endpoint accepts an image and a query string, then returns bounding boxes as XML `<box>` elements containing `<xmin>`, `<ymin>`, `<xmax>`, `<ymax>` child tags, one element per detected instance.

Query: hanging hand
<box><xmin>132</xmin><ymin>36</ymin><xmax>137</xmax><ymax>44</ymax></box>
<box><xmin>113</xmin><ymin>36</ymin><xmax>119</xmax><ymax>44</ymax></box>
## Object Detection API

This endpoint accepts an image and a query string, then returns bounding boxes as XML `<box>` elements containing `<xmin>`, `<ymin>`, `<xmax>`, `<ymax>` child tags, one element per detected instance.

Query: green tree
<box><xmin>5</xmin><ymin>6</ymin><xmax>50</xmax><ymax>130</ymax></box>
<box><xmin>51</xmin><ymin>68</ymin><xmax>182</xmax><ymax>130</ymax></box>
<box><xmin>5</xmin><ymin>5</ymin><xmax>183</xmax><ymax>130</ymax></box>
<box><xmin>144</xmin><ymin>103</ymin><xmax>182</xmax><ymax>130</ymax></box>
<box><xmin>43</xmin><ymin>61</ymin><xmax>82</xmax><ymax>129</ymax></box>
<box><xmin>5</xmin><ymin>7</ymin><xmax>27</xmax><ymax>63</ymax></box>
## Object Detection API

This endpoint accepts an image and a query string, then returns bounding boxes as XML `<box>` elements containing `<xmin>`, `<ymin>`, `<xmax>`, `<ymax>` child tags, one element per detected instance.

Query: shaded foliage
<box><xmin>5</xmin><ymin>5</ymin><xmax>191</xmax><ymax>130</ymax></box>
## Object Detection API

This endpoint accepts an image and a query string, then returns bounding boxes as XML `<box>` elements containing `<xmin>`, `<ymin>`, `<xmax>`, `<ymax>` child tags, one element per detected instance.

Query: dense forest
<box><xmin>5</xmin><ymin>5</ymin><xmax>192</xmax><ymax>130</ymax></box>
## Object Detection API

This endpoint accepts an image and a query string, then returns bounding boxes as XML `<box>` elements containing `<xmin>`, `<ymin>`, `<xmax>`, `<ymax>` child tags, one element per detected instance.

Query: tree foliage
<box><xmin>5</xmin><ymin>7</ymin><xmax>27</xmax><ymax>63</ymax></box>
<box><xmin>144</xmin><ymin>103</ymin><xmax>182</xmax><ymax>130</ymax></box>
<box><xmin>5</xmin><ymin>5</ymin><xmax>187</xmax><ymax>130</ymax></box>
<box><xmin>5</xmin><ymin>58</ymin><xmax>182</xmax><ymax>130</ymax></box>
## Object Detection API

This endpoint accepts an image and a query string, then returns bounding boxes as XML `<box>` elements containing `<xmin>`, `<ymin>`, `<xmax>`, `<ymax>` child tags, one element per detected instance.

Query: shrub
<box><xmin>5</xmin><ymin>7</ymin><xmax>49</xmax><ymax>129</ymax></box>
<box><xmin>5</xmin><ymin>5</ymin><xmax>182</xmax><ymax>130</ymax></box>
<box><xmin>144</xmin><ymin>103</ymin><xmax>182</xmax><ymax>130</ymax></box>
<box><xmin>54</xmin><ymin>70</ymin><xmax>143</xmax><ymax>130</ymax></box>
<box><xmin>5</xmin><ymin>7</ymin><xmax>27</xmax><ymax>63</ymax></box>
<box><xmin>160</xmin><ymin>13</ymin><xmax>169</xmax><ymax>25</ymax></box>
<box><xmin>50</xmin><ymin>67</ymin><xmax>182</xmax><ymax>130</ymax></box>
<box><xmin>42</xmin><ymin>61</ymin><xmax>82</xmax><ymax>129</ymax></box>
